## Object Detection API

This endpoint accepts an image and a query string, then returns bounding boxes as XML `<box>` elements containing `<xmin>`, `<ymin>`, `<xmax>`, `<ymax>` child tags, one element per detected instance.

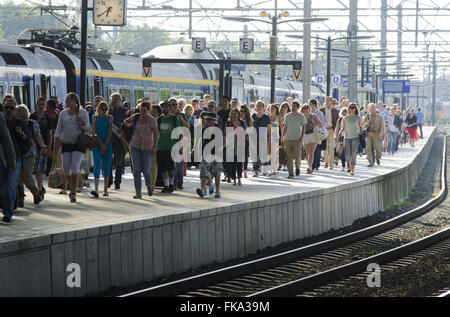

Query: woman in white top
<box><xmin>54</xmin><ymin>93</ymin><xmax>90</xmax><ymax>203</ymax></box>
<box><xmin>268</xmin><ymin>104</ymin><xmax>283</xmax><ymax>176</ymax></box>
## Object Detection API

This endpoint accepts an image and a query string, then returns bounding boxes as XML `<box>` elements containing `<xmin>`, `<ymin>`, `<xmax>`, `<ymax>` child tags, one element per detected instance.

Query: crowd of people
<box><xmin>0</xmin><ymin>91</ymin><xmax>425</xmax><ymax>223</ymax></box>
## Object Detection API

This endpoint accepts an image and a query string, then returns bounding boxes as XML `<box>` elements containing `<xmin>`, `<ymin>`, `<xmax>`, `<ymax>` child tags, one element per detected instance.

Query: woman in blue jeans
<box><xmin>387</xmin><ymin>108</ymin><xmax>402</xmax><ymax>156</ymax></box>
<box><xmin>91</xmin><ymin>101</ymin><xmax>113</xmax><ymax>197</ymax></box>
<box><xmin>123</xmin><ymin>102</ymin><xmax>159</xmax><ymax>199</ymax></box>
<box><xmin>339</xmin><ymin>102</ymin><xmax>362</xmax><ymax>176</ymax></box>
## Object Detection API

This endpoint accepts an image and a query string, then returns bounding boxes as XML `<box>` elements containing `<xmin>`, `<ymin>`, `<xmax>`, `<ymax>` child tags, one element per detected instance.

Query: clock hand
<box><xmin>105</xmin><ymin>7</ymin><xmax>112</xmax><ymax>17</ymax></box>
<box><xmin>97</xmin><ymin>7</ymin><xmax>112</xmax><ymax>18</ymax></box>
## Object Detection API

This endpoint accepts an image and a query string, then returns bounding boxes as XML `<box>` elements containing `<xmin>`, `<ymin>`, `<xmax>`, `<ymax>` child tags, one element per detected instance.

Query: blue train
<box><xmin>0</xmin><ymin>29</ymin><xmax>325</xmax><ymax>112</ymax></box>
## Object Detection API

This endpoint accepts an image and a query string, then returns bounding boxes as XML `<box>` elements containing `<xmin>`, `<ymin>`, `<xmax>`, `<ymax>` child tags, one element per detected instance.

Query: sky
<box><xmin>3</xmin><ymin>0</ymin><xmax>450</xmax><ymax>79</ymax></box>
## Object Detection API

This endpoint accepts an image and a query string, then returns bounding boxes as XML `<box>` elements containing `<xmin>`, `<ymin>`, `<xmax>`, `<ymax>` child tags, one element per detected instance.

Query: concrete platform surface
<box><xmin>0</xmin><ymin>127</ymin><xmax>434</xmax><ymax>244</ymax></box>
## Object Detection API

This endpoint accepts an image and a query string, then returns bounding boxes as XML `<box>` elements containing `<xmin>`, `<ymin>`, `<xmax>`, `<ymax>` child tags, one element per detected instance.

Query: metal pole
<box><xmin>432</xmin><ymin>50</ymin><xmax>436</xmax><ymax>125</ymax></box>
<box><xmin>397</xmin><ymin>5</ymin><xmax>403</xmax><ymax>108</ymax></box>
<box><xmin>381</xmin><ymin>0</ymin><xmax>387</xmax><ymax>87</ymax></box>
<box><xmin>270</xmin><ymin>16</ymin><xmax>277</xmax><ymax>104</ymax></box>
<box><xmin>326</xmin><ymin>36</ymin><xmax>331</xmax><ymax>96</ymax></box>
<box><xmin>80</xmin><ymin>0</ymin><xmax>88</xmax><ymax>107</ymax></box>
<box><xmin>348</xmin><ymin>0</ymin><xmax>358</xmax><ymax>102</ymax></box>
<box><xmin>361</xmin><ymin>56</ymin><xmax>365</xmax><ymax>88</ymax></box>
<box><xmin>302</xmin><ymin>0</ymin><xmax>311</xmax><ymax>103</ymax></box>
<box><xmin>188</xmin><ymin>0</ymin><xmax>193</xmax><ymax>39</ymax></box>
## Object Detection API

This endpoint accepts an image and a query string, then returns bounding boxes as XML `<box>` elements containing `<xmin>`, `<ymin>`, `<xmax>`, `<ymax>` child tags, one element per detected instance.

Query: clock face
<box><xmin>93</xmin><ymin>0</ymin><xmax>126</xmax><ymax>26</ymax></box>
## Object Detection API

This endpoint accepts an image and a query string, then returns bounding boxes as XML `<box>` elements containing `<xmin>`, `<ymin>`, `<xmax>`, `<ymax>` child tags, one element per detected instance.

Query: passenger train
<box><xmin>0</xmin><ymin>29</ymin><xmax>326</xmax><ymax>112</ymax></box>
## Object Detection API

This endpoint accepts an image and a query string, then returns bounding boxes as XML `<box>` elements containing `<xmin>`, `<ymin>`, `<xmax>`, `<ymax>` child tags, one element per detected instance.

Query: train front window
<box><xmin>184</xmin><ymin>91</ymin><xmax>193</xmax><ymax>103</ymax></box>
<box><xmin>160</xmin><ymin>89</ymin><xmax>170</xmax><ymax>102</ymax></box>
<box><xmin>119</xmin><ymin>88</ymin><xmax>131</xmax><ymax>103</ymax></box>
<box><xmin>12</xmin><ymin>85</ymin><xmax>22</xmax><ymax>104</ymax></box>
<box><xmin>134</xmin><ymin>88</ymin><xmax>144</xmax><ymax>105</ymax></box>
<box><xmin>147</xmin><ymin>88</ymin><xmax>158</xmax><ymax>104</ymax></box>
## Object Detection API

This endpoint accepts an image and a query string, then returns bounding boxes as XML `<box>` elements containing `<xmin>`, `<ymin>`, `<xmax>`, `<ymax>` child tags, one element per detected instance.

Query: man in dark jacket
<box><xmin>1</xmin><ymin>95</ymin><xmax>30</xmax><ymax>223</ymax></box>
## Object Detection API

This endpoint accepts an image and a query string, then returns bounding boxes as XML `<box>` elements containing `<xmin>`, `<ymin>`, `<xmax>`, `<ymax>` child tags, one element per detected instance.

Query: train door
<box><xmin>224</xmin><ymin>74</ymin><xmax>244</xmax><ymax>101</ymax></box>
<box><xmin>94</xmin><ymin>77</ymin><xmax>104</xmax><ymax>98</ymax></box>
<box><xmin>10</xmin><ymin>84</ymin><xmax>29</xmax><ymax>107</ymax></box>
<box><xmin>40</xmin><ymin>75</ymin><xmax>49</xmax><ymax>100</ymax></box>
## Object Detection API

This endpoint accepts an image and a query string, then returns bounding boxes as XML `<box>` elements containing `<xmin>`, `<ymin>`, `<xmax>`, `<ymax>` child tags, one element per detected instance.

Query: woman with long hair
<box><xmin>239</xmin><ymin>104</ymin><xmax>252</xmax><ymax>178</ymax></box>
<box><xmin>268</xmin><ymin>104</ymin><xmax>283</xmax><ymax>176</ymax></box>
<box><xmin>339</xmin><ymin>103</ymin><xmax>362</xmax><ymax>176</ymax></box>
<box><xmin>91</xmin><ymin>101</ymin><xmax>113</xmax><ymax>197</ymax></box>
<box><xmin>226</xmin><ymin>108</ymin><xmax>247</xmax><ymax>185</ymax></box>
<box><xmin>251</xmin><ymin>100</ymin><xmax>271</xmax><ymax>177</ymax></box>
<box><xmin>54</xmin><ymin>92</ymin><xmax>90</xmax><ymax>203</ymax></box>
<box><xmin>300</xmin><ymin>104</ymin><xmax>322</xmax><ymax>174</ymax></box>
<box><xmin>123</xmin><ymin>102</ymin><xmax>159</xmax><ymax>199</ymax></box>
<box><xmin>335</xmin><ymin>107</ymin><xmax>349</xmax><ymax>172</ymax></box>
<box><xmin>405</xmin><ymin>108</ymin><xmax>418</xmax><ymax>147</ymax></box>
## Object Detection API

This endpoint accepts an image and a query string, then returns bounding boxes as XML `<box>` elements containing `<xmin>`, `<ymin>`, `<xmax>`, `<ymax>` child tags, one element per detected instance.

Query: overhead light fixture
<box><xmin>281</xmin><ymin>11</ymin><xmax>289</xmax><ymax>18</ymax></box>
<box><xmin>260</xmin><ymin>11</ymin><xmax>268</xmax><ymax>18</ymax></box>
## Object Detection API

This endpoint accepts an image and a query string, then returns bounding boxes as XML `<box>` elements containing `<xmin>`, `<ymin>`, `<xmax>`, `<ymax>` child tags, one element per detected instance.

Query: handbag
<box><xmin>389</xmin><ymin>125</ymin><xmax>399</xmax><ymax>133</ymax></box>
<box><xmin>314</xmin><ymin>125</ymin><xmax>329</xmax><ymax>142</ymax></box>
<box><xmin>335</xmin><ymin>141</ymin><xmax>344</xmax><ymax>154</ymax></box>
<box><xmin>78</xmin><ymin>128</ymin><xmax>101</xmax><ymax>150</ymax></box>
<box><xmin>77</xmin><ymin>113</ymin><xmax>101</xmax><ymax>150</ymax></box>
<box><xmin>48</xmin><ymin>152</ymin><xmax>63</xmax><ymax>189</ymax></box>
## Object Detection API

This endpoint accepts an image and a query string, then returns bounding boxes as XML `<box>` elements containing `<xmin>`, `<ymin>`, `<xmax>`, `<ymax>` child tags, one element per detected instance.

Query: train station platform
<box><xmin>0</xmin><ymin>127</ymin><xmax>437</xmax><ymax>296</ymax></box>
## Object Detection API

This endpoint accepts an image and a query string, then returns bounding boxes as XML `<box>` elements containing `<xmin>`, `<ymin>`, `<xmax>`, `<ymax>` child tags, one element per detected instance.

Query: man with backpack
<box><xmin>30</xmin><ymin>96</ymin><xmax>54</xmax><ymax>201</ymax></box>
<box><xmin>157</xmin><ymin>101</ymin><xmax>181</xmax><ymax>193</ymax></box>
<box><xmin>15</xmin><ymin>104</ymin><xmax>48</xmax><ymax>207</ymax></box>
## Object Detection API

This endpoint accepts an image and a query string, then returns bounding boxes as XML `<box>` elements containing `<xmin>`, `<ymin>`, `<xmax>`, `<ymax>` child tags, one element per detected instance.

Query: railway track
<box><xmin>120</xmin><ymin>135</ymin><xmax>448</xmax><ymax>298</ymax></box>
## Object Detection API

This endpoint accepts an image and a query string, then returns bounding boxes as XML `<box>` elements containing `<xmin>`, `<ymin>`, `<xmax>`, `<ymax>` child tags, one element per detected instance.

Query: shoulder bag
<box><xmin>77</xmin><ymin>114</ymin><xmax>101</xmax><ymax>150</ymax></box>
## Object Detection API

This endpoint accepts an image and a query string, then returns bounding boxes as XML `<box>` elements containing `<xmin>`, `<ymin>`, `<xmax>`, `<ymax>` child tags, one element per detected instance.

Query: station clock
<box><xmin>93</xmin><ymin>0</ymin><xmax>127</xmax><ymax>26</ymax></box>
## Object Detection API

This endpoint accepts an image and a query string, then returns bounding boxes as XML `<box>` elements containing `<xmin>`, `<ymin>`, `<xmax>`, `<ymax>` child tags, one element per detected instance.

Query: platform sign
<box><xmin>192</xmin><ymin>37</ymin><xmax>206</xmax><ymax>53</ymax></box>
<box><xmin>240</xmin><ymin>38</ymin><xmax>254</xmax><ymax>54</ymax></box>
<box><xmin>382</xmin><ymin>80</ymin><xmax>410</xmax><ymax>94</ymax></box>
<box><xmin>224</xmin><ymin>64</ymin><xmax>246</xmax><ymax>72</ymax></box>
<box><xmin>315</xmin><ymin>75</ymin><xmax>325</xmax><ymax>84</ymax></box>
<box><xmin>332</xmin><ymin>74</ymin><xmax>340</xmax><ymax>84</ymax></box>
<box><xmin>343</xmin><ymin>80</ymin><xmax>371</xmax><ymax>88</ymax></box>
<box><xmin>142</xmin><ymin>59</ymin><xmax>152</xmax><ymax>78</ymax></box>
<box><xmin>292</xmin><ymin>62</ymin><xmax>302</xmax><ymax>81</ymax></box>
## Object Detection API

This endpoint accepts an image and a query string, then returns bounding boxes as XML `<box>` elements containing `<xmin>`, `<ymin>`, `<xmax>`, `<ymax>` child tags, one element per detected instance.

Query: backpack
<box><xmin>27</xmin><ymin>119</ymin><xmax>40</xmax><ymax>152</ymax></box>
<box><xmin>121</xmin><ymin>114</ymin><xmax>140</xmax><ymax>143</ymax></box>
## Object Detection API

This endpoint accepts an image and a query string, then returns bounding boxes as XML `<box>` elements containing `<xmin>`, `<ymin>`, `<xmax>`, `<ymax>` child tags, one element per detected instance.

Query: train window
<box><xmin>0</xmin><ymin>53</ymin><xmax>26</xmax><ymax>66</ymax></box>
<box><xmin>172</xmin><ymin>89</ymin><xmax>182</xmax><ymax>97</ymax></box>
<box><xmin>147</xmin><ymin>88</ymin><xmax>158</xmax><ymax>103</ymax></box>
<box><xmin>195</xmin><ymin>91</ymin><xmax>203</xmax><ymax>99</ymax></box>
<box><xmin>184</xmin><ymin>91</ymin><xmax>194</xmax><ymax>103</ymax></box>
<box><xmin>119</xmin><ymin>87</ymin><xmax>131</xmax><ymax>103</ymax></box>
<box><xmin>53</xmin><ymin>85</ymin><xmax>57</xmax><ymax>97</ymax></box>
<box><xmin>87</xmin><ymin>58</ymin><xmax>98</xmax><ymax>70</ymax></box>
<box><xmin>96</xmin><ymin>59</ymin><xmax>114</xmax><ymax>71</ymax></box>
<box><xmin>134</xmin><ymin>88</ymin><xmax>144</xmax><ymax>105</ymax></box>
<box><xmin>105</xmin><ymin>86</ymin><xmax>116</xmax><ymax>101</ymax></box>
<box><xmin>89</xmin><ymin>85</ymin><xmax>94</xmax><ymax>103</ymax></box>
<box><xmin>36</xmin><ymin>85</ymin><xmax>40</xmax><ymax>98</ymax></box>
<box><xmin>160</xmin><ymin>89</ymin><xmax>170</xmax><ymax>101</ymax></box>
<box><xmin>12</xmin><ymin>85</ymin><xmax>22</xmax><ymax>104</ymax></box>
